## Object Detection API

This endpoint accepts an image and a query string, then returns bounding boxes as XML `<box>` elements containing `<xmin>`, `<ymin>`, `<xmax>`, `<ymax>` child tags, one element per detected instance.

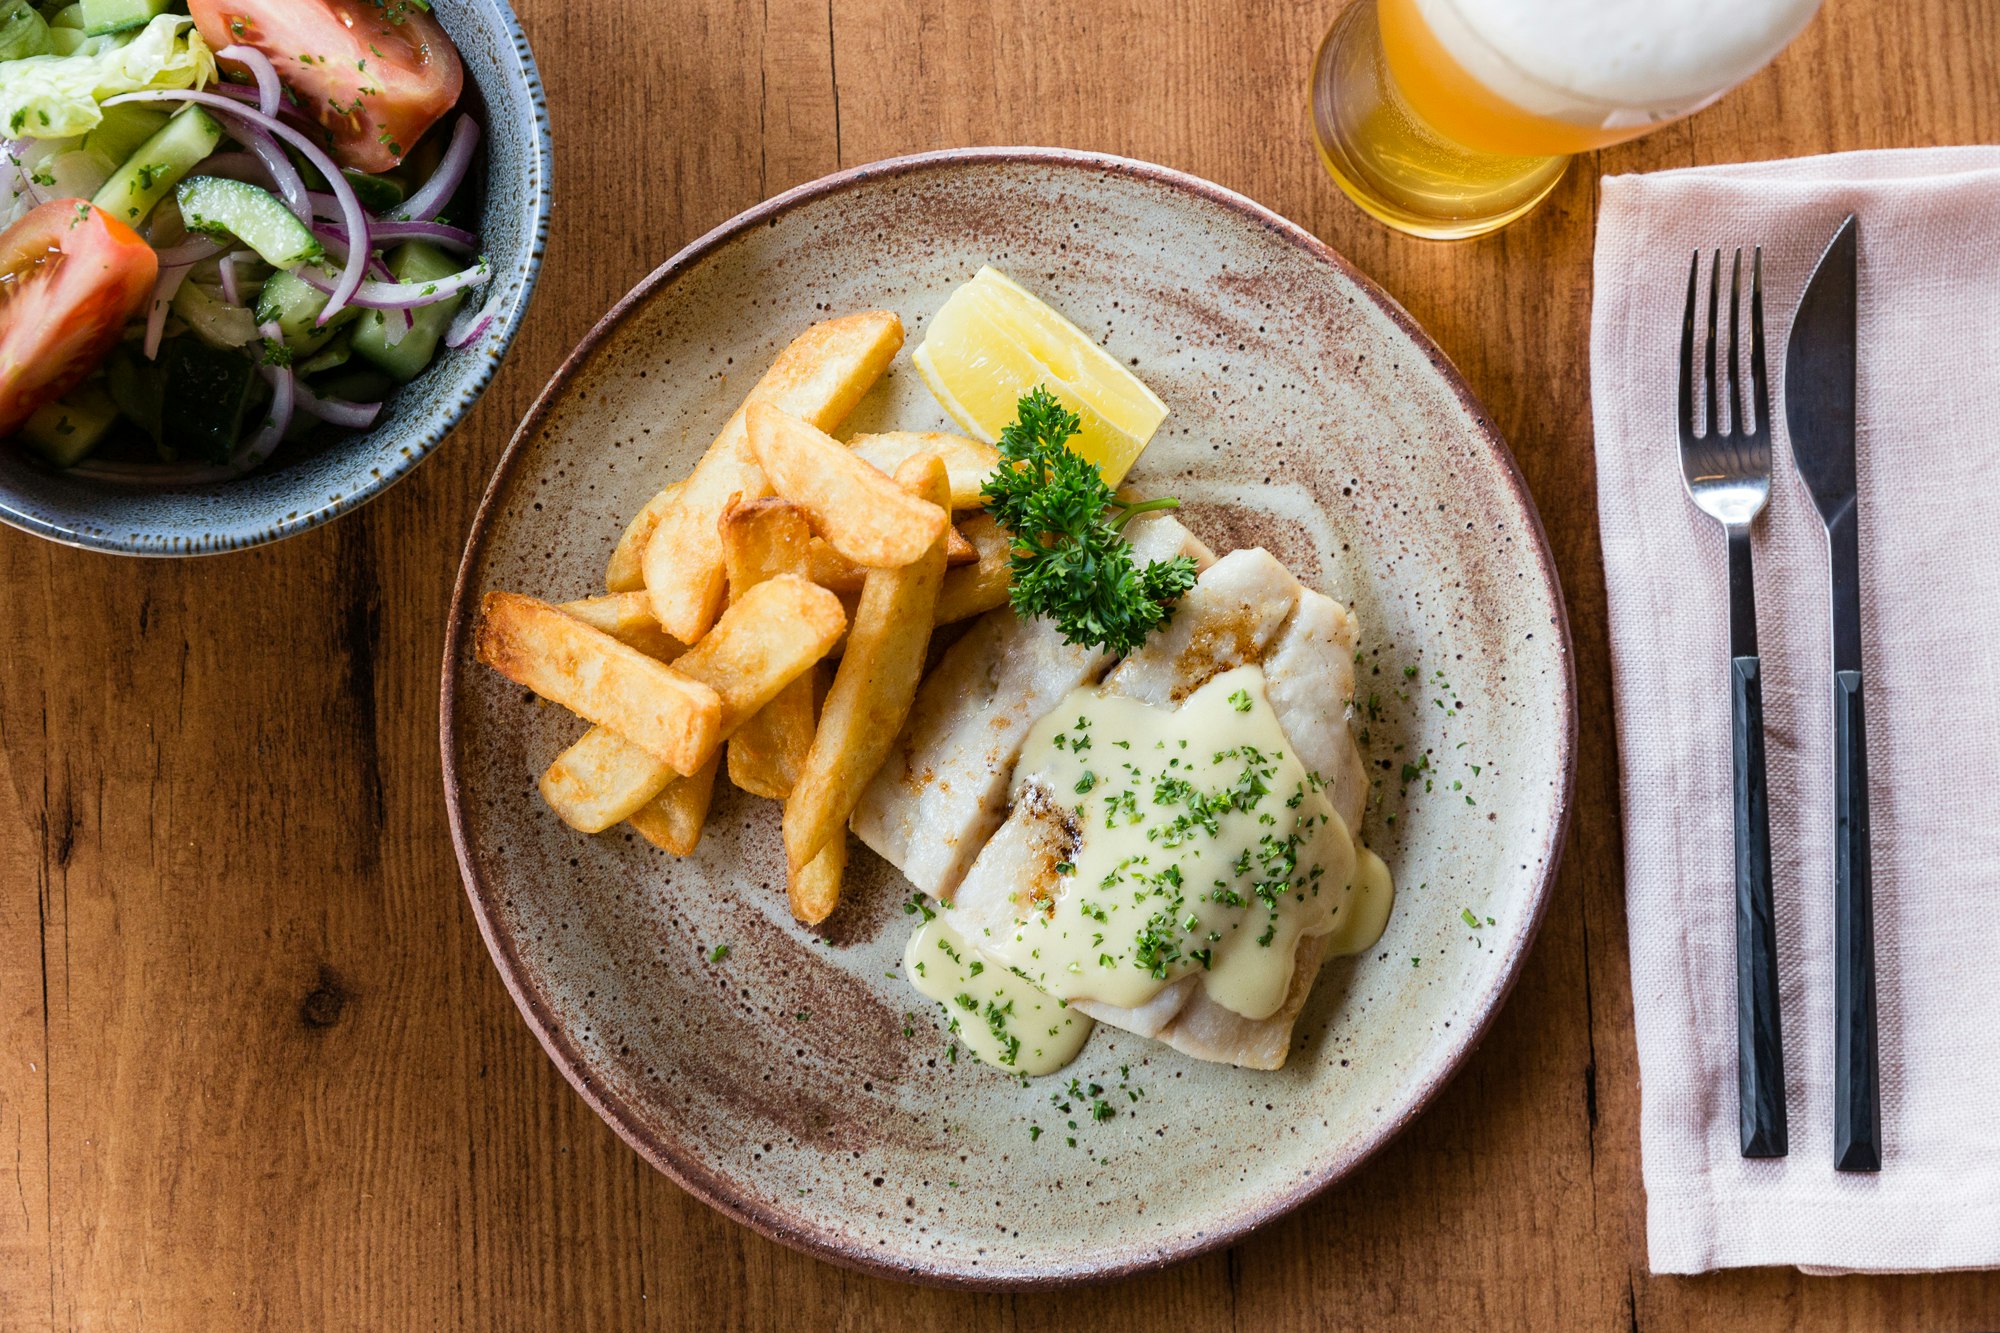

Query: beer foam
<box><xmin>1413</xmin><ymin>0</ymin><xmax>1821</xmax><ymax>119</ymax></box>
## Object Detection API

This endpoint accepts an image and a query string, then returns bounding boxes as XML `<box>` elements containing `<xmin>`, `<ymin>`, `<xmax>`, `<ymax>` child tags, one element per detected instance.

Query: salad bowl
<box><xmin>0</xmin><ymin>0</ymin><xmax>552</xmax><ymax>556</ymax></box>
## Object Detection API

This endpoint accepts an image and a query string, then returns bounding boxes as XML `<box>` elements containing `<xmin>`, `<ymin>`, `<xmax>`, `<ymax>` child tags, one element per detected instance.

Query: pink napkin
<box><xmin>1592</xmin><ymin>148</ymin><xmax>2000</xmax><ymax>1275</ymax></box>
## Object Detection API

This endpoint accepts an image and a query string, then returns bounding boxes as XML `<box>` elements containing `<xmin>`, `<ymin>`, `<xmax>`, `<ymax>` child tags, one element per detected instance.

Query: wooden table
<box><xmin>4</xmin><ymin>0</ymin><xmax>1996</xmax><ymax>1327</ymax></box>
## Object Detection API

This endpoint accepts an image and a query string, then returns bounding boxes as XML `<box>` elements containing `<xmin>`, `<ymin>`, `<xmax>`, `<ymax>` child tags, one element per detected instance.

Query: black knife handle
<box><xmin>1732</xmin><ymin>655</ymin><xmax>1787</xmax><ymax>1157</ymax></box>
<box><xmin>1834</xmin><ymin>668</ymin><xmax>1881</xmax><ymax>1171</ymax></box>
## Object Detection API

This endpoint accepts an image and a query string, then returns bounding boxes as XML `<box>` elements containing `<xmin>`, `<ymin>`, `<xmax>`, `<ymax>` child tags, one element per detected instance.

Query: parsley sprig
<box><xmin>981</xmin><ymin>388</ymin><xmax>1198</xmax><ymax>655</ymax></box>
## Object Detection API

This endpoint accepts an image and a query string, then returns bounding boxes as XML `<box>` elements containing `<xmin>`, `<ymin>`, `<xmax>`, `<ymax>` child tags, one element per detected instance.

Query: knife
<box><xmin>1785</xmin><ymin>213</ymin><xmax>1880</xmax><ymax>1172</ymax></box>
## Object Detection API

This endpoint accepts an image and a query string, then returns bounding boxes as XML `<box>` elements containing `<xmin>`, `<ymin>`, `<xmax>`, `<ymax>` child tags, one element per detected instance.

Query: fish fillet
<box><xmin>949</xmin><ymin>548</ymin><xmax>1370</xmax><ymax>1069</ymax></box>
<box><xmin>849</xmin><ymin>512</ymin><xmax>1200</xmax><ymax>897</ymax></box>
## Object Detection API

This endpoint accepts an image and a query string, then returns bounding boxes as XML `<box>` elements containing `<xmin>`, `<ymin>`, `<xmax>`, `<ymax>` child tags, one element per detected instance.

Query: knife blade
<box><xmin>1785</xmin><ymin>213</ymin><xmax>1880</xmax><ymax>1172</ymax></box>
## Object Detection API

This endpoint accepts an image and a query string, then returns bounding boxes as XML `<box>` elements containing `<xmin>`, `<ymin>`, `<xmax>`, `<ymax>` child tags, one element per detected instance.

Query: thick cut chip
<box><xmin>782</xmin><ymin>453</ymin><xmax>949</xmax><ymax>879</ymax></box>
<box><xmin>539</xmin><ymin>576</ymin><xmax>849</xmax><ymax>830</ymax></box>
<box><xmin>933</xmin><ymin>510</ymin><xmax>1011</xmax><ymax>625</ymax></box>
<box><xmin>847</xmin><ymin>431</ymin><xmax>1000</xmax><ymax>510</ymax></box>
<box><xmin>605</xmin><ymin>483</ymin><xmax>681</xmax><ymax>593</ymax></box>
<box><xmin>745</xmin><ymin>403</ymin><xmax>948</xmax><ymax>569</ymax></box>
<box><xmin>641</xmin><ymin>312</ymin><xmax>903</xmax><ymax>641</ymax></box>
<box><xmin>630</xmin><ymin>753</ymin><xmax>721</xmax><ymax>856</ymax></box>
<box><xmin>540</xmin><ymin>725</ymin><xmax>677</xmax><ymax>833</ymax></box>
<box><xmin>720</xmin><ymin>497</ymin><xmax>820</xmax><ymax>800</ymax></box>
<box><xmin>557</xmin><ymin>592</ymin><xmax>684</xmax><ymax>660</ymax></box>
<box><xmin>475</xmin><ymin>591</ymin><xmax>720</xmax><ymax>772</ymax></box>
<box><xmin>789</xmin><ymin>834</ymin><xmax>846</xmax><ymax>926</ymax></box>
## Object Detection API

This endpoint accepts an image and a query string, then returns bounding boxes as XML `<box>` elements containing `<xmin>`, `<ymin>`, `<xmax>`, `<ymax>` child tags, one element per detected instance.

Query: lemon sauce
<box><xmin>907</xmin><ymin>664</ymin><xmax>1394</xmax><ymax>1075</ymax></box>
<box><xmin>905</xmin><ymin>913</ymin><xmax>1096</xmax><ymax>1075</ymax></box>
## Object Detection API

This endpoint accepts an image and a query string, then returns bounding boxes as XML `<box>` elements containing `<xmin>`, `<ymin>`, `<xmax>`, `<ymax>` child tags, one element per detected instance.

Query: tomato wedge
<box><xmin>189</xmin><ymin>0</ymin><xmax>465</xmax><ymax>174</ymax></box>
<box><xmin>0</xmin><ymin>200</ymin><xmax>157</xmax><ymax>439</ymax></box>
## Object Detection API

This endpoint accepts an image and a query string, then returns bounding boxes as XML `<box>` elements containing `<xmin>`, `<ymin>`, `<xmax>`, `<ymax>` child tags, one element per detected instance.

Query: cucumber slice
<box><xmin>0</xmin><ymin>1</ymin><xmax>53</xmax><ymax>60</ymax></box>
<box><xmin>177</xmin><ymin>177</ymin><xmax>324</xmax><ymax>269</ymax></box>
<box><xmin>342</xmin><ymin>170</ymin><xmax>406</xmax><ymax>213</ymax></box>
<box><xmin>158</xmin><ymin>339</ymin><xmax>257</xmax><ymax>465</ymax></box>
<box><xmin>83</xmin><ymin>103</ymin><xmax>168</xmax><ymax>170</ymax></box>
<box><xmin>171</xmin><ymin>280</ymin><xmax>259</xmax><ymax>350</ymax></box>
<box><xmin>93</xmin><ymin>104</ymin><xmax>222</xmax><ymax>229</ymax></box>
<box><xmin>253</xmin><ymin>267</ymin><xmax>359</xmax><ymax>353</ymax></box>
<box><xmin>48</xmin><ymin>4</ymin><xmax>84</xmax><ymax>31</ymax></box>
<box><xmin>19</xmin><ymin>382</ymin><xmax>118</xmax><ymax>468</ymax></box>
<box><xmin>297</xmin><ymin>327</ymin><xmax>354</xmax><ymax>379</ymax></box>
<box><xmin>105</xmin><ymin>345</ymin><xmax>164</xmax><ymax>446</ymax></box>
<box><xmin>78</xmin><ymin>0</ymin><xmax>167</xmax><ymax>36</ymax></box>
<box><xmin>352</xmin><ymin>242</ymin><xmax>464</xmax><ymax>383</ymax></box>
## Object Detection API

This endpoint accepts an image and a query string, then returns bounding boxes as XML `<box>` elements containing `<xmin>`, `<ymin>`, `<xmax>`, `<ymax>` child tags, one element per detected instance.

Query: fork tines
<box><xmin>1680</xmin><ymin>246</ymin><xmax>1769</xmax><ymax>449</ymax></box>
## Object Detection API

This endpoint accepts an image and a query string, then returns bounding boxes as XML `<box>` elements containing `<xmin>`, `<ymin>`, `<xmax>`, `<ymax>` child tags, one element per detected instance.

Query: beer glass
<box><xmin>1311</xmin><ymin>0</ymin><xmax>1822</xmax><ymax>239</ymax></box>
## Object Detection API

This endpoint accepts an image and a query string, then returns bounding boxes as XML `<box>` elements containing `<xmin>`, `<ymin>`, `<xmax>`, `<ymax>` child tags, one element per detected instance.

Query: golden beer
<box><xmin>1311</xmin><ymin>0</ymin><xmax>1822</xmax><ymax>239</ymax></box>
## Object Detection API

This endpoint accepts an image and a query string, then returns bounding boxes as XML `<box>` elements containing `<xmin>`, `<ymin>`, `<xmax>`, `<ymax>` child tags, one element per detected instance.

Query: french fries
<box><xmin>720</xmin><ymin>498</ymin><xmax>820</xmax><ymax>799</ymax></box>
<box><xmin>476</xmin><ymin>591</ymin><xmax>721</xmax><ymax>772</ymax></box>
<box><xmin>641</xmin><ymin>312</ymin><xmax>904</xmax><ymax>642</ymax></box>
<box><xmin>782</xmin><ymin>453</ymin><xmax>950</xmax><ymax>878</ymax></box>
<box><xmin>934</xmin><ymin>510</ymin><xmax>1013</xmax><ymax>624</ymax></box>
<box><xmin>630</xmin><ymin>753</ymin><xmax>721</xmax><ymax>855</ymax></box>
<box><xmin>605</xmin><ymin>483</ymin><xmax>681</xmax><ymax>593</ymax></box>
<box><xmin>847</xmin><ymin>431</ymin><xmax>1000</xmax><ymax>510</ymax></box>
<box><xmin>806</xmin><ymin>537</ymin><xmax>866</xmax><ymax>593</ymax></box>
<box><xmin>542</xmin><ymin>575</ymin><xmax>850</xmax><ymax>825</ymax></box>
<box><xmin>482</xmin><ymin>305</ymin><xmax>1050</xmax><ymax>924</ymax></box>
<box><xmin>557</xmin><ymin>592</ymin><xmax>684</xmax><ymax>660</ymax></box>
<box><xmin>789</xmin><ymin>835</ymin><xmax>846</xmax><ymax>927</ymax></box>
<box><xmin>746</xmin><ymin>403</ymin><xmax>949</xmax><ymax>569</ymax></box>
<box><xmin>540</xmin><ymin>724</ymin><xmax>679</xmax><ymax>833</ymax></box>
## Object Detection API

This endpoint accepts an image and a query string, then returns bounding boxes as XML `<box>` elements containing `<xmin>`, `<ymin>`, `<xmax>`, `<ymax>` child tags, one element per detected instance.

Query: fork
<box><xmin>1678</xmin><ymin>247</ymin><xmax>1788</xmax><ymax>1158</ymax></box>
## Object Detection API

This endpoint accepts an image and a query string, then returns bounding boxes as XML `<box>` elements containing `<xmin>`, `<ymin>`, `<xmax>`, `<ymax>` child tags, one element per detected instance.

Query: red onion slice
<box><xmin>197</xmin><ymin>151</ymin><xmax>270</xmax><ymax>180</ymax></box>
<box><xmin>239</xmin><ymin>320</ymin><xmax>297</xmax><ymax>468</ymax></box>
<box><xmin>293</xmin><ymin>384</ymin><xmax>383</xmax><ymax>430</ymax></box>
<box><xmin>389</xmin><ymin>115</ymin><xmax>479</xmax><ymax>222</ymax></box>
<box><xmin>217</xmin><ymin>249</ymin><xmax>257</xmax><ymax>307</ymax></box>
<box><xmin>291</xmin><ymin>257</ymin><xmax>491</xmax><ymax>311</ymax></box>
<box><xmin>444</xmin><ymin>289</ymin><xmax>500</xmax><ymax>349</ymax></box>
<box><xmin>232</xmin><ymin>121</ymin><xmax>311</xmax><ymax>223</ymax></box>
<box><xmin>215</xmin><ymin>44</ymin><xmax>283</xmax><ymax>118</ymax></box>
<box><xmin>151</xmin><ymin>235</ymin><xmax>226</xmax><ymax>267</ymax></box>
<box><xmin>145</xmin><ymin>265</ymin><xmax>193</xmax><ymax>360</ymax></box>
<box><xmin>6</xmin><ymin>137</ymin><xmax>48</xmax><ymax>207</ymax></box>
<box><xmin>320</xmin><ymin>219</ymin><xmax>478</xmax><ymax>253</ymax></box>
<box><xmin>106</xmin><ymin>91</ymin><xmax>371</xmax><ymax>324</ymax></box>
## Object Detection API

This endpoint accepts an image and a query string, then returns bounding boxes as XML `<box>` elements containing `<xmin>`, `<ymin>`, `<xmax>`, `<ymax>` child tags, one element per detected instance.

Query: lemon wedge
<box><xmin>912</xmin><ymin>267</ymin><xmax>1168</xmax><ymax>486</ymax></box>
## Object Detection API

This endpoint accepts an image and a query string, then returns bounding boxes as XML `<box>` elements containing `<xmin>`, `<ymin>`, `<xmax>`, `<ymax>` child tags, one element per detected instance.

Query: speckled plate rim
<box><xmin>0</xmin><ymin>0</ymin><xmax>555</xmax><ymax>558</ymax></box>
<box><xmin>440</xmin><ymin>146</ymin><xmax>1578</xmax><ymax>1289</ymax></box>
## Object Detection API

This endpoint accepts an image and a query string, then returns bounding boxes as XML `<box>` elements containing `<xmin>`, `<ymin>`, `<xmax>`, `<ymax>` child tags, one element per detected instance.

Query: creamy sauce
<box><xmin>905</xmin><ymin>913</ymin><xmax>1095</xmax><ymax>1075</ymax></box>
<box><xmin>905</xmin><ymin>664</ymin><xmax>1395</xmax><ymax>1075</ymax></box>
<box><xmin>976</xmin><ymin>665</ymin><xmax>1359</xmax><ymax>1019</ymax></box>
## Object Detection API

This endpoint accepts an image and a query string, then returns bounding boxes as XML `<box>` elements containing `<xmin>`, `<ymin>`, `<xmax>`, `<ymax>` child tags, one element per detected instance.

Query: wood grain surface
<box><xmin>3</xmin><ymin>0</ymin><xmax>1997</xmax><ymax>1327</ymax></box>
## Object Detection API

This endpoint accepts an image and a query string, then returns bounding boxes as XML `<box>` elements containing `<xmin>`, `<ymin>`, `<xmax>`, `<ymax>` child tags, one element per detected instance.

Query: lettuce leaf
<box><xmin>0</xmin><ymin>13</ymin><xmax>214</xmax><ymax>141</ymax></box>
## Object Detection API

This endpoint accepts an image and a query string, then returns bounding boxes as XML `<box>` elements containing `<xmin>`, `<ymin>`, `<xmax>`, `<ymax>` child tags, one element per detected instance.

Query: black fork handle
<box><xmin>1733</xmin><ymin>654</ymin><xmax>1787</xmax><ymax>1156</ymax></box>
<box><xmin>1727</xmin><ymin>527</ymin><xmax>1786</xmax><ymax>1157</ymax></box>
<box><xmin>1834</xmin><ymin>668</ymin><xmax>1880</xmax><ymax>1170</ymax></box>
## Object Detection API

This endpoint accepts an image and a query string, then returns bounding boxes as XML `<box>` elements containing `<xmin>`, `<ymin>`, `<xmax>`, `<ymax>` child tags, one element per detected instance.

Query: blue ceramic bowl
<box><xmin>0</xmin><ymin>0</ymin><xmax>552</xmax><ymax>556</ymax></box>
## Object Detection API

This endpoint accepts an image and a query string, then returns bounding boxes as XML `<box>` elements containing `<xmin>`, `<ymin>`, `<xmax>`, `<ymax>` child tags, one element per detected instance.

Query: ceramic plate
<box><xmin>442</xmin><ymin>149</ymin><xmax>1574</xmax><ymax>1288</ymax></box>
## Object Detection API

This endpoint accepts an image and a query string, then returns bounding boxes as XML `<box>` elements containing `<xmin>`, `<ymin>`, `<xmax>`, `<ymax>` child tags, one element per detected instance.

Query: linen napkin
<box><xmin>1592</xmin><ymin>147</ymin><xmax>2000</xmax><ymax>1275</ymax></box>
